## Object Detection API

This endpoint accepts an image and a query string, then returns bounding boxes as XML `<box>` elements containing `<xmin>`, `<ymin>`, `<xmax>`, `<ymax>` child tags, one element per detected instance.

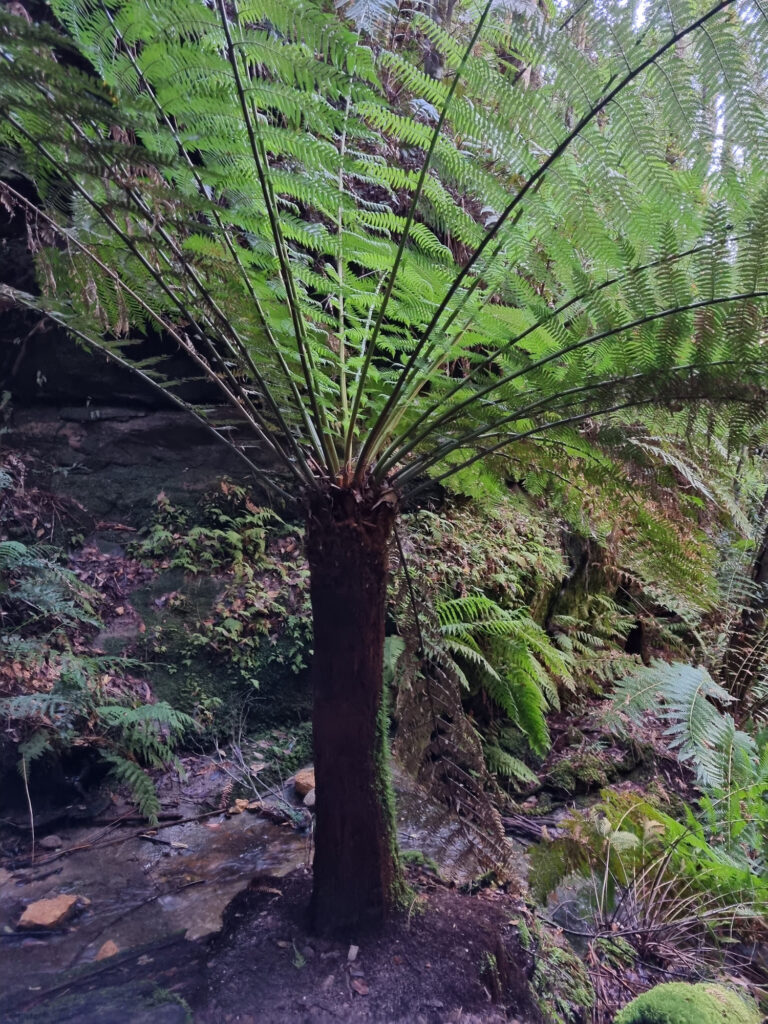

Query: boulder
<box><xmin>614</xmin><ymin>983</ymin><xmax>761</xmax><ymax>1024</ymax></box>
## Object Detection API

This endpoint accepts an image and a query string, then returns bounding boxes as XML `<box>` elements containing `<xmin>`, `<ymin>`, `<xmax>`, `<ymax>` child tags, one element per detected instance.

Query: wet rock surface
<box><xmin>4</xmin><ymin>407</ymin><xmax>279</xmax><ymax>529</ymax></box>
<box><xmin>0</xmin><ymin>760</ymin><xmax>526</xmax><ymax>1022</ymax></box>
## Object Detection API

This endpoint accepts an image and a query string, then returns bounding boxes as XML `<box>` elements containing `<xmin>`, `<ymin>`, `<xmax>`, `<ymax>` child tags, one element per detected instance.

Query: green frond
<box><xmin>483</xmin><ymin>743</ymin><xmax>538</xmax><ymax>786</ymax></box>
<box><xmin>612</xmin><ymin>661</ymin><xmax>757</xmax><ymax>791</ymax></box>
<box><xmin>2</xmin><ymin>0</ymin><xmax>767</xmax><ymax>495</ymax></box>
<box><xmin>434</xmin><ymin>593</ymin><xmax>569</xmax><ymax>755</ymax></box>
<box><xmin>103</xmin><ymin>754</ymin><xmax>161</xmax><ymax>824</ymax></box>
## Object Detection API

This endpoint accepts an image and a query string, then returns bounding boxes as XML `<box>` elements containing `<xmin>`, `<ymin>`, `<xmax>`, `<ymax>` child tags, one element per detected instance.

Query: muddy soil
<box><xmin>198</xmin><ymin>869</ymin><xmax>542</xmax><ymax>1024</ymax></box>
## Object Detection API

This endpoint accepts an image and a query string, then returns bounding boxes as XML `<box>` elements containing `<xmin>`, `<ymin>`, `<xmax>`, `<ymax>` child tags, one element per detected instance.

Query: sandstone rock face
<box><xmin>293</xmin><ymin>768</ymin><xmax>315</xmax><ymax>797</ymax></box>
<box><xmin>18</xmin><ymin>894</ymin><xmax>80</xmax><ymax>929</ymax></box>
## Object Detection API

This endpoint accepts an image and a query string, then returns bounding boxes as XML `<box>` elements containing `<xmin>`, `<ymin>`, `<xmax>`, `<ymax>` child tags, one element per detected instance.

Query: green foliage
<box><xmin>2</xmin><ymin>665</ymin><xmax>195</xmax><ymax>823</ymax></box>
<box><xmin>135</xmin><ymin>485</ymin><xmax>313</xmax><ymax>717</ymax></box>
<box><xmin>1</xmin><ymin>0</ymin><xmax>767</xmax><ymax>506</ymax></box>
<box><xmin>611</xmin><ymin>662</ymin><xmax>759</xmax><ymax>792</ymax></box>
<box><xmin>614</xmin><ymin>983</ymin><xmax>761</xmax><ymax>1024</ymax></box>
<box><xmin>482</xmin><ymin>740</ymin><xmax>538</xmax><ymax>787</ymax></box>
<box><xmin>135</xmin><ymin>483</ymin><xmax>279</xmax><ymax>574</ymax></box>
<box><xmin>0</xmin><ymin>539</ymin><xmax>98</xmax><ymax>637</ymax></box>
<box><xmin>250</xmin><ymin>722</ymin><xmax>313</xmax><ymax>786</ymax></box>
<box><xmin>550</xmin><ymin>593</ymin><xmax>636</xmax><ymax>690</ymax></box>
<box><xmin>0</xmin><ymin>538</ymin><xmax>194</xmax><ymax>822</ymax></box>
<box><xmin>103</xmin><ymin>754</ymin><xmax>162</xmax><ymax>822</ymax></box>
<box><xmin>401</xmin><ymin>502</ymin><xmax>565</xmax><ymax>610</ymax></box>
<box><xmin>610</xmin><ymin>661</ymin><xmax>768</xmax><ymax>874</ymax></box>
<box><xmin>528</xmin><ymin>791</ymin><xmax>767</xmax><ymax>966</ymax></box>
<box><xmin>434</xmin><ymin>593</ymin><xmax>574</xmax><ymax>756</ymax></box>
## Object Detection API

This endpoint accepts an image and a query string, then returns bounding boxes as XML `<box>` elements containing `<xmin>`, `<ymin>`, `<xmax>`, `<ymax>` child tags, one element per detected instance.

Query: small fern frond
<box><xmin>483</xmin><ymin>742</ymin><xmax>538</xmax><ymax>786</ymax></box>
<box><xmin>103</xmin><ymin>753</ymin><xmax>161</xmax><ymax>824</ymax></box>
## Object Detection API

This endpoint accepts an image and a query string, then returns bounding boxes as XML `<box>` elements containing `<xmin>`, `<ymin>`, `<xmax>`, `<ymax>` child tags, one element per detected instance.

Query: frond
<box><xmin>611</xmin><ymin>661</ymin><xmax>757</xmax><ymax>791</ymax></box>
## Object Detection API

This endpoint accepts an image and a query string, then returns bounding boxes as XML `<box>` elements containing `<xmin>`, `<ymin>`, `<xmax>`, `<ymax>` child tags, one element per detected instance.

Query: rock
<box><xmin>96</xmin><ymin>939</ymin><xmax>120</xmax><ymax>960</ymax></box>
<box><xmin>347</xmin><ymin>945</ymin><xmax>359</xmax><ymax>963</ymax></box>
<box><xmin>18</xmin><ymin>894</ymin><xmax>80</xmax><ymax>929</ymax></box>
<box><xmin>293</xmin><ymin>768</ymin><xmax>315</xmax><ymax>797</ymax></box>
<box><xmin>614</xmin><ymin>982</ymin><xmax>761</xmax><ymax>1024</ymax></box>
<box><xmin>303</xmin><ymin>788</ymin><xmax>316</xmax><ymax>808</ymax></box>
<box><xmin>228</xmin><ymin>798</ymin><xmax>251</xmax><ymax>815</ymax></box>
<box><xmin>39</xmin><ymin>834</ymin><xmax>64</xmax><ymax>850</ymax></box>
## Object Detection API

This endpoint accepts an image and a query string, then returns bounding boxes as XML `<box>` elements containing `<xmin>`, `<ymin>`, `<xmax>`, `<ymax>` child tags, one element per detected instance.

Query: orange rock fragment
<box><xmin>293</xmin><ymin>768</ymin><xmax>315</xmax><ymax>797</ymax></box>
<box><xmin>18</xmin><ymin>894</ymin><xmax>79</xmax><ymax>929</ymax></box>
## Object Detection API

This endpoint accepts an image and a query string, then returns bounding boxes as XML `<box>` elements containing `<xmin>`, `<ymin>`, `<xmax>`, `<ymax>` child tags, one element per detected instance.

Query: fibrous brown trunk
<box><xmin>723</xmin><ymin>489</ymin><xmax>768</xmax><ymax>709</ymax></box>
<box><xmin>305</xmin><ymin>485</ymin><xmax>404</xmax><ymax>937</ymax></box>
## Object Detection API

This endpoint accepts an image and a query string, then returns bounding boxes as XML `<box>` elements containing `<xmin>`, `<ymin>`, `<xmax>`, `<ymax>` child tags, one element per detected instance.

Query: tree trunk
<box><xmin>305</xmin><ymin>485</ymin><xmax>404</xmax><ymax>937</ymax></box>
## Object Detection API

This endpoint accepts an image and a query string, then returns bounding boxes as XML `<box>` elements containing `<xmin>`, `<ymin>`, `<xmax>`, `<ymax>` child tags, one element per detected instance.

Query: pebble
<box><xmin>38</xmin><ymin>834</ymin><xmax>63</xmax><ymax>850</ymax></box>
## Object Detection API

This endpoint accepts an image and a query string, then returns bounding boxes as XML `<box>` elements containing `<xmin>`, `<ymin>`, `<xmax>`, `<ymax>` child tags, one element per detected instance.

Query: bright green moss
<box><xmin>614</xmin><ymin>983</ymin><xmax>761</xmax><ymax>1024</ymax></box>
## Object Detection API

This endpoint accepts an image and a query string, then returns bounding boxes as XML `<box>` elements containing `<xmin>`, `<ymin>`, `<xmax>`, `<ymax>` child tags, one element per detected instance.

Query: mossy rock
<box><xmin>614</xmin><ymin>983</ymin><xmax>761</xmax><ymax>1024</ymax></box>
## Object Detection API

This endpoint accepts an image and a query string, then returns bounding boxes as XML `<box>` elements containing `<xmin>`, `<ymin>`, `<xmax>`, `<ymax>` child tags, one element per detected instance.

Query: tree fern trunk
<box><xmin>722</xmin><ymin>488</ymin><xmax>768</xmax><ymax>707</ymax></box>
<box><xmin>305</xmin><ymin>485</ymin><xmax>404</xmax><ymax>936</ymax></box>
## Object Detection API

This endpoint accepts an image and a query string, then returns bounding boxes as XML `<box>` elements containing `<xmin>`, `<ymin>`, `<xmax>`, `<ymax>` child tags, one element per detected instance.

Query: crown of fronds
<box><xmin>1</xmin><ymin>0</ymin><xmax>768</xmax><ymax>500</ymax></box>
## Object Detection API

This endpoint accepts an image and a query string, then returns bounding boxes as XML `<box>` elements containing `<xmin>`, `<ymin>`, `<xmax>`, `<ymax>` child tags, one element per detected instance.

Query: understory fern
<box><xmin>1</xmin><ymin>538</ymin><xmax>195</xmax><ymax>823</ymax></box>
<box><xmin>435</xmin><ymin>593</ymin><xmax>575</xmax><ymax>756</ymax></box>
<box><xmin>482</xmin><ymin>739</ymin><xmax>538</xmax><ymax>787</ymax></box>
<box><xmin>611</xmin><ymin>661</ymin><xmax>755</xmax><ymax>791</ymax></box>
<box><xmin>102</xmin><ymin>754</ymin><xmax>162</xmax><ymax>822</ymax></box>
<box><xmin>610</xmin><ymin>660</ymin><xmax>768</xmax><ymax>868</ymax></box>
<box><xmin>3</xmin><ymin>676</ymin><xmax>195</xmax><ymax>824</ymax></box>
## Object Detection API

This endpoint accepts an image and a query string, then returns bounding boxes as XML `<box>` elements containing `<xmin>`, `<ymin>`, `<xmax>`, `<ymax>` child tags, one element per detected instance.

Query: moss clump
<box><xmin>548</xmin><ymin>749</ymin><xmax>610</xmax><ymax>794</ymax></box>
<box><xmin>401</xmin><ymin>849</ymin><xmax>441</xmax><ymax>876</ymax></box>
<box><xmin>529</xmin><ymin>922</ymin><xmax>594</xmax><ymax>1023</ymax></box>
<box><xmin>614</xmin><ymin>983</ymin><xmax>761</xmax><ymax>1024</ymax></box>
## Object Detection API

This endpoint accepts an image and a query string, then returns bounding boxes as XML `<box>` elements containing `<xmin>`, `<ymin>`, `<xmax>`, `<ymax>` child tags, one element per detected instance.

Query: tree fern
<box><xmin>4</xmin><ymin>0</ymin><xmax>768</xmax><ymax>932</ymax></box>
<box><xmin>2</xmin><ymin>0</ymin><xmax>767</xmax><ymax>496</ymax></box>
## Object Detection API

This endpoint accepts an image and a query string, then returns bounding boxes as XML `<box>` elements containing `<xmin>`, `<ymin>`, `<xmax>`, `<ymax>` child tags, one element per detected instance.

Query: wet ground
<box><xmin>0</xmin><ymin>757</ymin><xmax>525</xmax><ymax>1022</ymax></box>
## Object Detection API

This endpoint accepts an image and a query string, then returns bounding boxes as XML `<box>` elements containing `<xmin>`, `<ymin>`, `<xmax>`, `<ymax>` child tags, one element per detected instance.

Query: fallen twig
<box><xmin>6</xmin><ymin>809</ymin><xmax>225</xmax><ymax>870</ymax></box>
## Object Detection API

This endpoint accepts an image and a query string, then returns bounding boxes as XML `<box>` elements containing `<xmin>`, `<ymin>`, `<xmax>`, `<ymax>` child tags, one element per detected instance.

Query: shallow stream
<box><xmin>0</xmin><ymin>760</ymin><xmax>524</xmax><ymax>1018</ymax></box>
